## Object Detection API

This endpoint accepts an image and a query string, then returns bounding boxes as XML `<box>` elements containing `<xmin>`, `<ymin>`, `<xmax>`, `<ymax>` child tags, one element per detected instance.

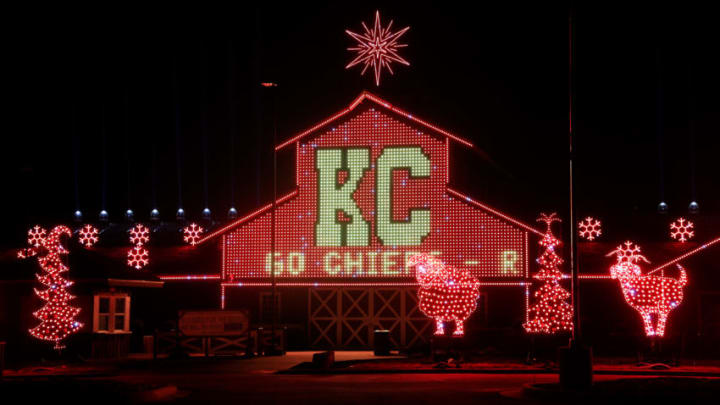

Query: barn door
<box><xmin>308</xmin><ymin>287</ymin><xmax>432</xmax><ymax>349</ymax></box>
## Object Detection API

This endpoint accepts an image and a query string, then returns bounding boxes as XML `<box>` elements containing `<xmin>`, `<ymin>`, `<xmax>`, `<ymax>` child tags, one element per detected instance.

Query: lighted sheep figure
<box><xmin>608</xmin><ymin>241</ymin><xmax>688</xmax><ymax>337</ymax></box>
<box><xmin>407</xmin><ymin>253</ymin><xmax>480</xmax><ymax>336</ymax></box>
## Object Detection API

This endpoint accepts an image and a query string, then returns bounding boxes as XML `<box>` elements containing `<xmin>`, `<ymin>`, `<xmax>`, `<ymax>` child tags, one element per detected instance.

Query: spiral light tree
<box><xmin>18</xmin><ymin>225</ymin><xmax>83</xmax><ymax>350</ymax></box>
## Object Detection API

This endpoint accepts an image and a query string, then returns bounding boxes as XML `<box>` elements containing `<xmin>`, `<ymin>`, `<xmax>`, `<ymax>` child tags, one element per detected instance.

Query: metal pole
<box><xmin>263</xmin><ymin>82</ymin><xmax>279</xmax><ymax>354</ymax></box>
<box><xmin>559</xmin><ymin>6</ymin><xmax>592</xmax><ymax>390</ymax></box>
<box><xmin>568</xmin><ymin>6</ymin><xmax>581</xmax><ymax>344</ymax></box>
<box><xmin>272</xmin><ymin>90</ymin><xmax>277</xmax><ymax>352</ymax></box>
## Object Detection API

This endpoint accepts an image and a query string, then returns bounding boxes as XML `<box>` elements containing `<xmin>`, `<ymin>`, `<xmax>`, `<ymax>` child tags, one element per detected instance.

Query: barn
<box><xmin>158</xmin><ymin>91</ymin><xmax>541</xmax><ymax>350</ymax></box>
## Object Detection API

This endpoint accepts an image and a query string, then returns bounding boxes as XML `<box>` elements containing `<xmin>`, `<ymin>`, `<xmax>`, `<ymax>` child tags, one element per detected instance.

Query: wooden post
<box><xmin>152</xmin><ymin>330</ymin><xmax>158</xmax><ymax>360</ymax></box>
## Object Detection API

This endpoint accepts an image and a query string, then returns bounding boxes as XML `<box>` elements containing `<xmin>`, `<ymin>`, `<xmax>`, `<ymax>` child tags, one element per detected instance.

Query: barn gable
<box><xmin>195</xmin><ymin>92</ymin><xmax>541</xmax><ymax>286</ymax></box>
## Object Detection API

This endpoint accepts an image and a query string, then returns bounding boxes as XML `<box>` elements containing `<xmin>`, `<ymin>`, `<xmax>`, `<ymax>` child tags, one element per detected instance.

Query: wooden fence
<box><xmin>153</xmin><ymin>327</ymin><xmax>285</xmax><ymax>358</ymax></box>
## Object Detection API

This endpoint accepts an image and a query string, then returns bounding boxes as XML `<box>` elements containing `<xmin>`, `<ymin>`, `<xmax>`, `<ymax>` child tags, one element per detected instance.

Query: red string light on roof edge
<box><xmin>407</xmin><ymin>253</ymin><xmax>480</xmax><ymax>336</ymax></box>
<box><xmin>18</xmin><ymin>225</ymin><xmax>83</xmax><ymax>350</ymax></box>
<box><xmin>607</xmin><ymin>241</ymin><xmax>687</xmax><ymax>337</ymax></box>
<box><xmin>523</xmin><ymin>213</ymin><xmax>574</xmax><ymax>334</ymax></box>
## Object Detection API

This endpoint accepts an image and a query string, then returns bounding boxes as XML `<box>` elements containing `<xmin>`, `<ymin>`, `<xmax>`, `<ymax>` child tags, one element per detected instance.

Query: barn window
<box><xmin>93</xmin><ymin>293</ymin><xmax>131</xmax><ymax>333</ymax></box>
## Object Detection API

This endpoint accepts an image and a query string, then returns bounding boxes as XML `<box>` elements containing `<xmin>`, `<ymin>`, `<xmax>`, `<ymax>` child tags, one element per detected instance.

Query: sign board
<box><xmin>219</xmin><ymin>94</ymin><xmax>535</xmax><ymax>285</ymax></box>
<box><xmin>178</xmin><ymin>310</ymin><xmax>249</xmax><ymax>336</ymax></box>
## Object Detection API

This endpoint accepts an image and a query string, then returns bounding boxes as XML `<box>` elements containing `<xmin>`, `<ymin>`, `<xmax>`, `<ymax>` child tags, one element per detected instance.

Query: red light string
<box><xmin>648</xmin><ymin>236</ymin><xmax>720</xmax><ymax>275</ymax></box>
<box><xmin>158</xmin><ymin>274</ymin><xmax>221</xmax><ymax>281</ymax></box>
<box><xmin>447</xmin><ymin>189</ymin><xmax>543</xmax><ymax>236</ymax></box>
<box><xmin>219</xmin><ymin>281</ymin><xmax>528</xmax><ymax>287</ymax></box>
<box><xmin>275</xmin><ymin>92</ymin><xmax>473</xmax><ymax>151</ymax></box>
<box><xmin>195</xmin><ymin>190</ymin><xmax>298</xmax><ymax>245</ymax></box>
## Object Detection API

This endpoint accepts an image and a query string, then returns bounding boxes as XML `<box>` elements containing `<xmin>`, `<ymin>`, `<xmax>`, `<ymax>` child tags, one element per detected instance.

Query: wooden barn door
<box><xmin>307</xmin><ymin>287</ymin><xmax>433</xmax><ymax>349</ymax></box>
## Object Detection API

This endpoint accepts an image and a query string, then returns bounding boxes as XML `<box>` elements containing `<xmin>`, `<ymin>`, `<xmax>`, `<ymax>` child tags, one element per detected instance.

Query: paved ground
<box><xmin>4</xmin><ymin>352</ymin><xmax>720</xmax><ymax>403</ymax></box>
<box><xmin>117</xmin><ymin>363</ymin><xmax>559</xmax><ymax>404</ymax></box>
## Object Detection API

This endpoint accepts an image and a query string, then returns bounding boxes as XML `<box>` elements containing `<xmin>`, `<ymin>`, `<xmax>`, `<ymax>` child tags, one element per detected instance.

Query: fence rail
<box><xmin>153</xmin><ymin>327</ymin><xmax>286</xmax><ymax>358</ymax></box>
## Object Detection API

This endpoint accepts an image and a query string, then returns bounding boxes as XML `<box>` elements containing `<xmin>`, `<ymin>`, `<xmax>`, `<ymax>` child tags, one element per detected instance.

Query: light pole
<box><xmin>261</xmin><ymin>81</ymin><xmax>280</xmax><ymax>355</ymax></box>
<box><xmin>568</xmin><ymin>6</ymin><xmax>580</xmax><ymax>349</ymax></box>
<box><xmin>559</xmin><ymin>5</ymin><xmax>593</xmax><ymax>390</ymax></box>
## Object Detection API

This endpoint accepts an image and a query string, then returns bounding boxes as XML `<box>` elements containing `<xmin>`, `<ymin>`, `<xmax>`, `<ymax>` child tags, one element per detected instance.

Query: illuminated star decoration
<box><xmin>345</xmin><ymin>10</ymin><xmax>410</xmax><ymax>86</ymax></box>
<box><xmin>670</xmin><ymin>218</ymin><xmax>694</xmax><ymax>242</ymax></box>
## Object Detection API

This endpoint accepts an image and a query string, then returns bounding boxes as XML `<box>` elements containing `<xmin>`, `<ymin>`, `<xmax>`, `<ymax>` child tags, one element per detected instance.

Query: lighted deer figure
<box><xmin>607</xmin><ymin>242</ymin><xmax>687</xmax><ymax>337</ymax></box>
<box><xmin>407</xmin><ymin>253</ymin><xmax>480</xmax><ymax>336</ymax></box>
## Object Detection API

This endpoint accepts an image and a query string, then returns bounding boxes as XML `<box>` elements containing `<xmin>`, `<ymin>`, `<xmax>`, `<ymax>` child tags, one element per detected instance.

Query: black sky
<box><xmin>5</xmin><ymin>2</ymin><xmax>719</xmax><ymax>247</ymax></box>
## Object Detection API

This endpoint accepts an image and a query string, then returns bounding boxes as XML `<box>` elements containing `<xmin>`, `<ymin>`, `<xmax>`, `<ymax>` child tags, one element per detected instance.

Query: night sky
<box><xmin>6</xmin><ymin>3</ymin><xmax>719</xmax><ymax>247</ymax></box>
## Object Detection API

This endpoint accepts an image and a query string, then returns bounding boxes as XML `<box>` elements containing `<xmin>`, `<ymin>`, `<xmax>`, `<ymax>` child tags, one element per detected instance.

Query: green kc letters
<box><xmin>314</xmin><ymin>146</ymin><xmax>431</xmax><ymax>247</ymax></box>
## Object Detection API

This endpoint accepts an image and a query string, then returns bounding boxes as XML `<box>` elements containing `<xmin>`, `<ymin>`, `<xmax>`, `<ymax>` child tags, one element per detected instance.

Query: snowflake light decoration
<box><xmin>577</xmin><ymin>216</ymin><xmax>602</xmax><ymax>241</ymax></box>
<box><xmin>183</xmin><ymin>223</ymin><xmax>205</xmax><ymax>246</ymax></box>
<box><xmin>78</xmin><ymin>224</ymin><xmax>99</xmax><ymax>248</ymax></box>
<box><xmin>129</xmin><ymin>224</ymin><xmax>150</xmax><ymax>246</ymax></box>
<box><xmin>127</xmin><ymin>246</ymin><xmax>149</xmax><ymax>270</ymax></box>
<box><xmin>609</xmin><ymin>241</ymin><xmax>649</xmax><ymax>265</ymax></box>
<box><xmin>345</xmin><ymin>10</ymin><xmax>410</xmax><ymax>86</ymax></box>
<box><xmin>27</xmin><ymin>225</ymin><xmax>47</xmax><ymax>248</ymax></box>
<box><xmin>670</xmin><ymin>218</ymin><xmax>694</xmax><ymax>242</ymax></box>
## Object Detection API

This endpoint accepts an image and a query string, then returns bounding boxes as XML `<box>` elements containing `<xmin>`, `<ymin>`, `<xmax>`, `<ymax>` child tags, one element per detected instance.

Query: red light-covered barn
<box><xmin>187</xmin><ymin>92</ymin><xmax>542</xmax><ymax>348</ymax></box>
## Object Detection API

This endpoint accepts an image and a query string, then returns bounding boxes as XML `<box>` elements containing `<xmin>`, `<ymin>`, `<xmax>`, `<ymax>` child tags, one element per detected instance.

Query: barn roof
<box><xmin>275</xmin><ymin>91</ymin><xmax>474</xmax><ymax>150</ymax></box>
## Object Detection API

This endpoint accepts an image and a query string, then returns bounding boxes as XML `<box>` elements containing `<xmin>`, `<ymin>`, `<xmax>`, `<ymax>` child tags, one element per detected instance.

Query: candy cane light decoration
<box><xmin>19</xmin><ymin>225</ymin><xmax>83</xmax><ymax>349</ymax></box>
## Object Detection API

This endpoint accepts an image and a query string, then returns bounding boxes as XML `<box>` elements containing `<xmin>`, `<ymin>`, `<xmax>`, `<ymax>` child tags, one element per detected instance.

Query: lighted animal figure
<box><xmin>607</xmin><ymin>242</ymin><xmax>688</xmax><ymax>337</ymax></box>
<box><xmin>407</xmin><ymin>253</ymin><xmax>480</xmax><ymax>336</ymax></box>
